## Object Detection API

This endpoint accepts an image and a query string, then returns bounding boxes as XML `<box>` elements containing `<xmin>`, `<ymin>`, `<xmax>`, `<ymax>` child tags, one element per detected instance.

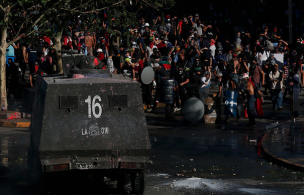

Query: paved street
<box><xmin>1</xmin><ymin>93</ymin><xmax>304</xmax><ymax>194</ymax></box>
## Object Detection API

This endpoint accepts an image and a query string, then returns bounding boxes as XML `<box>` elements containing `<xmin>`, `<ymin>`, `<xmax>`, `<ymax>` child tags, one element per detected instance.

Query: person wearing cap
<box><xmin>269</xmin><ymin>63</ymin><xmax>286</xmax><ymax>110</ymax></box>
<box><xmin>97</xmin><ymin>48</ymin><xmax>105</xmax><ymax>62</ymax></box>
<box><xmin>210</xmin><ymin>39</ymin><xmax>216</xmax><ymax>60</ymax></box>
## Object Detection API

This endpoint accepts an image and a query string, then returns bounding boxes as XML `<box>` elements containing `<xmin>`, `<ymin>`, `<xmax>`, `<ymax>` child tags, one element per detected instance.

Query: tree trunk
<box><xmin>0</xmin><ymin>34</ymin><xmax>7</xmax><ymax>110</ymax></box>
<box><xmin>54</xmin><ymin>30</ymin><xmax>63</xmax><ymax>74</ymax></box>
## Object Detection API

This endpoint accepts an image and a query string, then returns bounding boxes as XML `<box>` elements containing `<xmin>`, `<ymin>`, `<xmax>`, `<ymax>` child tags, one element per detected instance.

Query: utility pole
<box><xmin>288</xmin><ymin>0</ymin><xmax>293</xmax><ymax>44</ymax></box>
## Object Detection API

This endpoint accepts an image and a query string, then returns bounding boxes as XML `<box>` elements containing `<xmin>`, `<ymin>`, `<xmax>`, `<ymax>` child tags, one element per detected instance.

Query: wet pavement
<box><xmin>1</xmin><ymin>92</ymin><xmax>304</xmax><ymax>194</ymax></box>
<box><xmin>262</xmin><ymin>116</ymin><xmax>304</xmax><ymax>172</ymax></box>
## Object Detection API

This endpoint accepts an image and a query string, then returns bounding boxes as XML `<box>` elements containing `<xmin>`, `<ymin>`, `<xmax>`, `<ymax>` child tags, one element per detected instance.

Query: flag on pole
<box><xmin>224</xmin><ymin>90</ymin><xmax>238</xmax><ymax>117</ymax></box>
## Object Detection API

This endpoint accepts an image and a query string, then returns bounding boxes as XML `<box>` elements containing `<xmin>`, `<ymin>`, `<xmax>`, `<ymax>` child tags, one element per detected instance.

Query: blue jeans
<box><xmin>270</xmin><ymin>89</ymin><xmax>283</xmax><ymax>109</ymax></box>
<box><xmin>272</xmin><ymin>43</ymin><xmax>278</xmax><ymax>47</ymax></box>
<box><xmin>247</xmin><ymin>95</ymin><xmax>256</xmax><ymax>125</ymax></box>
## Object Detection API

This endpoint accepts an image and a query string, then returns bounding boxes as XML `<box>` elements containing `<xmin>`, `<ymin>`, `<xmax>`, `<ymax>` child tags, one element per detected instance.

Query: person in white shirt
<box><xmin>269</xmin><ymin>64</ymin><xmax>286</xmax><ymax>110</ymax></box>
<box><xmin>198</xmin><ymin>71</ymin><xmax>211</xmax><ymax>104</ymax></box>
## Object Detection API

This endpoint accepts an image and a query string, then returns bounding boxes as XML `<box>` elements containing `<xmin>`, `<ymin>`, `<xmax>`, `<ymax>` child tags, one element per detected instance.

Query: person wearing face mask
<box><xmin>165</xmin><ymin>15</ymin><xmax>172</xmax><ymax>33</ymax></box>
<box><xmin>146</xmin><ymin>40</ymin><xmax>157</xmax><ymax>61</ymax></box>
<box><xmin>269</xmin><ymin>64</ymin><xmax>286</xmax><ymax>110</ymax></box>
<box><xmin>159</xmin><ymin>39</ymin><xmax>173</xmax><ymax>62</ymax></box>
<box><xmin>296</xmin><ymin>38</ymin><xmax>304</xmax><ymax>53</ymax></box>
<box><xmin>254</xmin><ymin>40</ymin><xmax>261</xmax><ymax>56</ymax></box>
<box><xmin>270</xmin><ymin>26</ymin><xmax>281</xmax><ymax>48</ymax></box>
<box><xmin>182</xmin><ymin>17</ymin><xmax>189</xmax><ymax>41</ymax></box>
<box><xmin>175</xmin><ymin>66</ymin><xmax>189</xmax><ymax>107</ymax></box>
<box><xmin>158</xmin><ymin>21</ymin><xmax>168</xmax><ymax>37</ymax></box>
<box><xmin>189</xmin><ymin>57</ymin><xmax>203</xmax><ymax>97</ymax></box>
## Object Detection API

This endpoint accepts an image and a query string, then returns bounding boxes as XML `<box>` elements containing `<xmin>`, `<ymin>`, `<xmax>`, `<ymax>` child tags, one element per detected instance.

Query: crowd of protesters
<box><xmin>4</xmin><ymin>1</ymin><xmax>304</xmax><ymax>126</ymax></box>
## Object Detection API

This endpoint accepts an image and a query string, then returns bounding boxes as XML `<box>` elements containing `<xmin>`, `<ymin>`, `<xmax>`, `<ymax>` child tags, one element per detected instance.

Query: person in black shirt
<box><xmin>175</xmin><ymin>66</ymin><xmax>189</xmax><ymax>107</ymax></box>
<box><xmin>270</xmin><ymin>26</ymin><xmax>281</xmax><ymax>48</ymax></box>
<box><xmin>205</xmin><ymin>25</ymin><xmax>217</xmax><ymax>41</ymax></box>
<box><xmin>7</xmin><ymin>58</ymin><xmax>20</xmax><ymax>99</ymax></box>
<box><xmin>190</xmin><ymin>57</ymin><xmax>204</xmax><ymax>97</ymax></box>
<box><xmin>159</xmin><ymin>40</ymin><xmax>173</xmax><ymax>60</ymax></box>
<box><xmin>263</xmin><ymin>59</ymin><xmax>271</xmax><ymax>95</ymax></box>
<box><xmin>201</xmin><ymin>48</ymin><xmax>212</xmax><ymax>72</ymax></box>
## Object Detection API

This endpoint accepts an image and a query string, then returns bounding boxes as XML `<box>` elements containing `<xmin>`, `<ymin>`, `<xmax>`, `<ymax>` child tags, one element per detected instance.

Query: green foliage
<box><xmin>1</xmin><ymin>0</ymin><xmax>176</xmax><ymax>47</ymax></box>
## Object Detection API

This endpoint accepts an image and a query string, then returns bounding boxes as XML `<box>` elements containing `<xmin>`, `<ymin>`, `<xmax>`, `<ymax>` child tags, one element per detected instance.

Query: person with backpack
<box><xmin>269</xmin><ymin>64</ymin><xmax>286</xmax><ymax>110</ymax></box>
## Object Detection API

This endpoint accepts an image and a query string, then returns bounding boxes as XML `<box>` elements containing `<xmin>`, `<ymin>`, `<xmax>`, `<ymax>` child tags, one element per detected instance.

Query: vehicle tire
<box><xmin>117</xmin><ymin>173</ymin><xmax>131</xmax><ymax>194</ymax></box>
<box><xmin>132</xmin><ymin>172</ymin><xmax>145</xmax><ymax>194</ymax></box>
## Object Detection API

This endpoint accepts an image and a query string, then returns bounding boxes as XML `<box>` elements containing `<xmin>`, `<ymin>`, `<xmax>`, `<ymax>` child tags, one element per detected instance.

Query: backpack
<box><xmin>227</xmin><ymin>59</ymin><xmax>235</xmax><ymax>74</ymax></box>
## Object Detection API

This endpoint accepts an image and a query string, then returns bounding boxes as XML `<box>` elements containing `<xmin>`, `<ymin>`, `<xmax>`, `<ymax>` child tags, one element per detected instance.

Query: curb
<box><xmin>260</xmin><ymin>117</ymin><xmax>304</xmax><ymax>171</ymax></box>
<box><xmin>143</xmin><ymin>103</ymin><xmax>166</xmax><ymax>110</ymax></box>
<box><xmin>0</xmin><ymin>119</ymin><xmax>31</xmax><ymax>128</ymax></box>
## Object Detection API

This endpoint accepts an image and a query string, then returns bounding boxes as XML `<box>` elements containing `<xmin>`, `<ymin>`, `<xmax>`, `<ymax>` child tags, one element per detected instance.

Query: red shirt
<box><xmin>98</xmin><ymin>53</ymin><xmax>105</xmax><ymax>61</ymax></box>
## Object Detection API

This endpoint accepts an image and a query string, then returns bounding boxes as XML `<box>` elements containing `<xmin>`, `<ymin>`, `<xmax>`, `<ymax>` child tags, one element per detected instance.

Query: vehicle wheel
<box><xmin>132</xmin><ymin>172</ymin><xmax>145</xmax><ymax>194</ymax></box>
<box><xmin>117</xmin><ymin>173</ymin><xmax>131</xmax><ymax>194</ymax></box>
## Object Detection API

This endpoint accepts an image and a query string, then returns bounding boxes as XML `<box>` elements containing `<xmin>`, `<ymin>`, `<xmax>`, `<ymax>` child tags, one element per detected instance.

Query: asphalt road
<box><xmin>1</xmin><ymin>95</ymin><xmax>304</xmax><ymax>195</ymax></box>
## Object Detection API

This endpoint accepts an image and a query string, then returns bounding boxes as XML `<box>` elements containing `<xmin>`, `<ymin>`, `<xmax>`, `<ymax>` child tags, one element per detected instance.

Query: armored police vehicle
<box><xmin>28</xmin><ymin>52</ymin><xmax>150</xmax><ymax>194</ymax></box>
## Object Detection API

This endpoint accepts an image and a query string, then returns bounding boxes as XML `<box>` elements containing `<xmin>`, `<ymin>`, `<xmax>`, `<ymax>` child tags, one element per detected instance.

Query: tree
<box><xmin>0</xmin><ymin>0</ymin><xmax>60</xmax><ymax>109</ymax></box>
<box><xmin>0</xmin><ymin>0</ymin><xmax>175</xmax><ymax>110</ymax></box>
